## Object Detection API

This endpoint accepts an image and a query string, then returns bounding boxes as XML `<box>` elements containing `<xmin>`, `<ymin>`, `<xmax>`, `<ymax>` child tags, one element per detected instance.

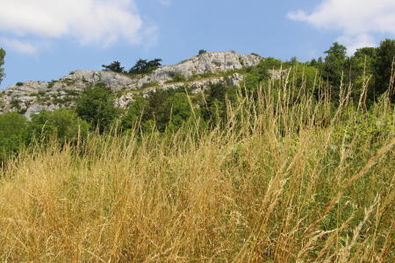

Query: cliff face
<box><xmin>0</xmin><ymin>52</ymin><xmax>262</xmax><ymax>117</ymax></box>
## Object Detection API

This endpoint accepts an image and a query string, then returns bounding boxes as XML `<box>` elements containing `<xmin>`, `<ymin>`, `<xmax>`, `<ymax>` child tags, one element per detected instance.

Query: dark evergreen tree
<box><xmin>322</xmin><ymin>42</ymin><xmax>347</xmax><ymax>87</ymax></box>
<box><xmin>129</xmin><ymin>58</ymin><xmax>162</xmax><ymax>75</ymax></box>
<box><xmin>345</xmin><ymin>47</ymin><xmax>377</xmax><ymax>101</ymax></box>
<box><xmin>102</xmin><ymin>61</ymin><xmax>125</xmax><ymax>73</ymax></box>
<box><xmin>374</xmin><ymin>39</ymin><xmax>395</xmax><ymax>101</ymax></box>
<box><xmin>198</xmin><ymin>49</ymin><xmax>207</xmax><ymax>55</ymax></box>
<box><xmin>0</xmin><ymin>48</ymin><xmax>5</xmax><ymax>85</ymax></box>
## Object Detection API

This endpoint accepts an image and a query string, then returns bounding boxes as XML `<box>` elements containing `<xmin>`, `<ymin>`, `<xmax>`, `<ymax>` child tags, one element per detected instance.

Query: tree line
<box><xmin>0</xmin><ymin>40</ymin><xmax>394</xmax><ymax>165</ymax></box>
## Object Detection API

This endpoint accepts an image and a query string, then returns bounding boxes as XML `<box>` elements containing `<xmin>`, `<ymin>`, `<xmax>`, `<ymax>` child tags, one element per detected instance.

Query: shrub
<box><xmin>121</xmin><ymin>96</ymin><xmax>147</xmax><ymax>131</ymax></box>
<box><xmin>0</xmin><ymin>112</ymin><xmax>28</xmax><ymax>163</ymax></box>
<box><xmin>10</xmin><ymin>98</ymin><xmax>22</xmax><ymax>111</ymax></box>
<box><xmin>76</xmin><ymin>84</ymin><xmax>119</xmax><ymax>133</ymax></box>
<box><xmin>243</xmin><ymin>57</ymin><xmax>285</xmax><ymax>90</ymax></box>
<box><xmin>140</xmin><ymin>81</ymin><xmax>159</xmax><ymax>89</ymax></box>
<box><xmin>47</xmin><ymin>81</ymin><xmax>57</xmax><ymax>89</ymax></box>
<box><xmin>168</xmin><ymin>72</ymin><xmax>186</xmax><ymax>82</ymax></box>
<box><xmin>139</xmin><ymin>88</ymin><xmax>198</xmax><ymax>132</ymax></box>
<box><xmin>202</xmin><ymin>83</ymin><xmax>238</xmax><ymax>125</ymax></box>
<box><xmin>29</xmin><ymin>109</ymin><xmax>90</xmax><ymax>144</ymax></box>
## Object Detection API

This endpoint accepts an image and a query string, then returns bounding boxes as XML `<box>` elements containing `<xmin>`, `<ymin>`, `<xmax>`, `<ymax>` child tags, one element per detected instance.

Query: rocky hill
<box><xmin>0</xmin><ymin>51</ymin><xmax>262</xmax><ymax>118</ymax></box>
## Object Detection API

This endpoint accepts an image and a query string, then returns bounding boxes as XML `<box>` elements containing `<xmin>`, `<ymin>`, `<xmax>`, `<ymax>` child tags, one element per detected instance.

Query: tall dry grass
<box><xmin>0</xmin><ymin>73</ymin><xmax>394</xmax><ymax>262</ymax></box>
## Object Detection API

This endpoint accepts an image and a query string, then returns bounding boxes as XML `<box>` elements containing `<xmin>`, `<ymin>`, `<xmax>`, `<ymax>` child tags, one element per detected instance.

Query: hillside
<box><xmin>0</xmin><ymin>51</ymin><xmax>261</xmax><ymax>117</ymax></box>
<box><xmin>0</xmin><ymin>40</ymin><xmax>394</xmax><ymax>262</ymax></box>
<box><xmin>0</xmin><ymin>68</ymin><xmax>394</xmax><ymax>262</ymax></box>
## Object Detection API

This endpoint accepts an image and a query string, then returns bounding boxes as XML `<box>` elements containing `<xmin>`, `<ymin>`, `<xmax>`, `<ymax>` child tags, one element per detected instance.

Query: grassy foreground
<box><xmin>0</xmin><ymin>79</ymin><xmax>394</xmax><ymax>262</ymax></box>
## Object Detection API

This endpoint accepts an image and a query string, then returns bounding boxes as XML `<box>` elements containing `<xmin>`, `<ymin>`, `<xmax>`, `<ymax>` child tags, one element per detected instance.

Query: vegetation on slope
<box><xmin>0</xmin><ymin>63</ymin><xmax>394</xmax><ymax>262</ymax></box>
<box><xmin>0</xmin><ymin>41</ymin><xmax>394</xmax><ymax>262</ymax></box>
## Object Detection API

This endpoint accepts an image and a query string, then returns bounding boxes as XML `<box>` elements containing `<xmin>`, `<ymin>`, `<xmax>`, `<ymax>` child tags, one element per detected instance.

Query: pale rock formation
<box><xmin>0</xmin><ymin>51</ymin><xmax>262</xmax><ymax>117</ymax></box>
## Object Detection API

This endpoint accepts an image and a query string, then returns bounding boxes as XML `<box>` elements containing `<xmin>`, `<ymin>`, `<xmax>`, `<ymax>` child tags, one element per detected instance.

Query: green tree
<box><xmin>102</xmin><ymin>61</ymin><xmax>125</xmax><ymax>73</ymax></box>
<box><xmin>129</xmin><ymin>58</ymin><xmax>162</xmax><ymax>75</ymax></box>
<box><xmin>0</xmin><ymin>112</ymin><xmax>28</xmax><ymax>163</ymax></box>
<box><xmin>127</xmin><ymin>88</ymin><xmax>197</xmax><ymax>132</ymax></box>
<box><xmin>202</xmin><ymin>83</ymin><xmax>238</xmax><ymax>125</ymax></box>
<box><xmin>198</xmin><ymin>49</ymin><xmax>207</xmax><ymax>55</ymax></box>
<box><xmin>144</xmin><ymin>89</ymin><xmax>189</xmax><ymax>131</ymax></box>
<box><xmin>374</xmin><ymin>39</ymin><xmax>395</xmax><ymax>101</ymax></box>
<box><xmin>76</xmin><ymin>84</ymin><xmax>118</xmax><ymax>132</ymax></box>
<box><xmin>244</xmin><ymin>57</ymin><xmax>284</xmax><ymax>90</ymax></box>
<box><xmin>0</xmin><ymin>48</ymin><xmax>5</xmax><ymax>85</ymax></box>
<box><xmin>322</xmin><ymin>42</ymin><xmax>347</xmax><ymax>87</ymax></box>
<box><xmin>29</xmin><ymin>109</ymin><xmax>90</xmax><ymax>144</ymax></box>
<box><xmin>121</xmin><ymin>96</ymin><xmax>147</xmax><ymax>131</ymax></box>
<box><xmin>345</xmin><ymin>47</ymin><xmax>377</xmax><ymax>101</ymax></box>
<box><xmin>289</xmin><ymin>56</ymin><xmax>298</xmax><ymax>65</ymax></box>
<box><xmin>289</xmin><ymin>63</ymin><xmax>319</xmax><ymax>94</ymax></box>
<box><xmin>161</xmin><ymin>92</ymin><xmax>196</xmax><ymax>131</ymax></box>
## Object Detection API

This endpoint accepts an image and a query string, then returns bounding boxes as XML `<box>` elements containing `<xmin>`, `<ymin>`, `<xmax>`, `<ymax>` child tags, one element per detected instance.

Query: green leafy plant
<box><xmin>29</xmin><ymin>109</ymin><xmax>90</xmax><ymax>144</ymax></box>
<box><xmin>76</xmin><ymin>84</ymin><xmax>119</xmax><ymax>133</ymax></box>
<box><xmin>0</xmin><ymin>112</ymin><xmax>28</xmax><ymax>163</ymax></box>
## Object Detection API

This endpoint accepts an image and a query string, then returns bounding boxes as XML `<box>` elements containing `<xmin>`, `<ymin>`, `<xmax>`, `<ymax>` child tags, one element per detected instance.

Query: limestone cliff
<box><xmin>0</xmin><ymin>51</ymin><xmax>262</xmax><ymax>117</ymax></box>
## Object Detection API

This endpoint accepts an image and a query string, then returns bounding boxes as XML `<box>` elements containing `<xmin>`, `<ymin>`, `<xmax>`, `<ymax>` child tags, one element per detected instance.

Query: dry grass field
<box><xmin>0</xmin><ymin>78</ymin><xmax>394</xmax><ymax>262</ymax></box>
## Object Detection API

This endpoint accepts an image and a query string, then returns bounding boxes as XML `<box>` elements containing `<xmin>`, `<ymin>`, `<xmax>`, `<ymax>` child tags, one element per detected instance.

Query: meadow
<box><xmin>0</xmin><ymin>70</ymin><xmax>394</xmax><ymax>262</ymax></box>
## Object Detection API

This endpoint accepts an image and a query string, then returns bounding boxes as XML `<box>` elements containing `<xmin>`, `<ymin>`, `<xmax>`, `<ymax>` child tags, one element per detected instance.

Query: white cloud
<box><xmin>336</xmin><ymin>34</ymin><xmax>376</xmax><ymax>55</ymax></box>
<box><xmin>0</xmin><ymin>38</ymin><xmax>39</xmax><ymax>54</ymax></box>
<box><xmin>0</xmin><ymin>0</ymin><xmax>148</xmax><ymax>52</ymax></box>
<box><xmin>288</xmin><ymin>0</ymin><xmax>395</xmax><ymax>53</ymax></box>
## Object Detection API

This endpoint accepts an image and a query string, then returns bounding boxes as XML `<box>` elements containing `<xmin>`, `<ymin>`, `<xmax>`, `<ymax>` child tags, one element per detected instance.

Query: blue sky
<box><xmin>1</xmin><ymin>0</ymin><xmax>394</xmax><ymax>89</ymax></box>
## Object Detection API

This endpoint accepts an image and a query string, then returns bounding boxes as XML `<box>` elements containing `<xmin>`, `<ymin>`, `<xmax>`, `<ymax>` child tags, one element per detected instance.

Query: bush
<box><xmin>168</xmin><ymin>72</ymin><xmax>186</xmax><ymax>82</ymax></box>
<box><xmin>289</xmin><ymin>63</ymin><xmax>319</xmax><ymax>94</ymax></box>
<box><xmin>76</xmin><ymin>84</ymin><xmax>119</xmax><ymax>133</ymax></box>
<box><xmin>161</xmin><ymin>92</ymin><xmax>197</xmax><ymax>132</ymax></box>
<box><xmin>29</xmin><ymin>109</ymin><xmax>90</xmax><ymax>144</ymax></box>
<box><xmin>0</xmin><ymin>112</ymin><xmax>28</xmax><ymax>163</ymax></box>
<box><xmin>121</xmin><ymin>96</ymin><xmax>147</xmax><ymax>131</ymax></box>
<box><xmin>244</xmin><ymin>57</ymin><xmax>285</xmax><ymax>84</ymax></box>
<box><xmin>202</xmin><ymin>83</ymin><xmax>238</xmax><ymax>125</ymax></box>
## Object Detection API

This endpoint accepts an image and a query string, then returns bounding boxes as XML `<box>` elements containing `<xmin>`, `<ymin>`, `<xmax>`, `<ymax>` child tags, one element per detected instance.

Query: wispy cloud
<box><xmin>158</xmin><ymin>0</ymin><xmax>172</xmax><ymax>6</ymax></box>
<box><xmin>287</xmin><ymin>0</ymin><xmax>395</xmax><ymax>53</ymax></box>
<box><xmin>0</xmin><ymin>0</ymin><xmax>153</xmax><ymax>53</ymax></box>
<box><xmin>0</xmin><ymin>38</ymin><xmax>41</xmax><ymax>55</ymax></box>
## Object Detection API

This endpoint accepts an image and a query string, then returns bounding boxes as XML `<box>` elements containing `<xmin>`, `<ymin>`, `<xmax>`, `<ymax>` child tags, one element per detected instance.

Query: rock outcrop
<box><xmin>0</xmin><ymin>51</ymin><xmax>262</xmax><ymax>118</ymax></box>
